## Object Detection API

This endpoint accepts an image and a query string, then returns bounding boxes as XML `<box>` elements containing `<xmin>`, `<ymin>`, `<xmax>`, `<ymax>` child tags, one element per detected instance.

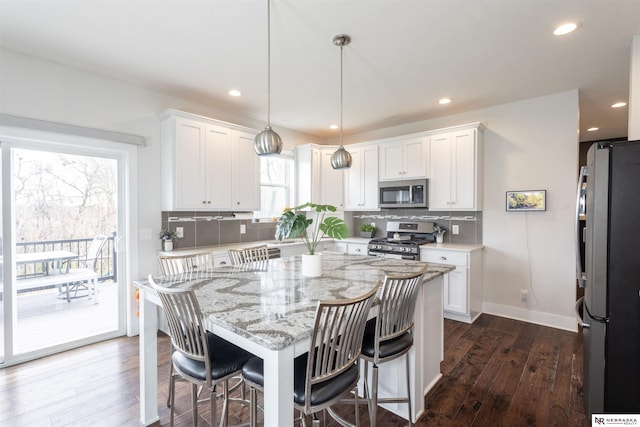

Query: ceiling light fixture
<box><xmin>611</xmin><ymin>102</ymin><xmax>627</xmax><ymax>108</ymax></box>
<box><xmin>228</xmin><ymin>89</ymin><xmax>242</xmax><ymax>97</ymax></box>
<box><xmin>438</xmin><ymin>98</ymin><xmax>452</xmax><ymax>105</ymax></box>
<box><xmin>587</xmin><ymin>127</ymin><xmax>599</xmax><ymax>132</ymax></box>
<box><xmin>330</xmin><ymin>34</ymin><xmax>353</xmax><ymax>170</ymax></box>
<box><xmin>554</xmin><ymin>22</ymin><xmax>578</xmax><ymax>36</ymax></box>
<box><xmin>254</xmin><ymin>0</ymin><xmax>283</xmax><ymax>156</ymax></box>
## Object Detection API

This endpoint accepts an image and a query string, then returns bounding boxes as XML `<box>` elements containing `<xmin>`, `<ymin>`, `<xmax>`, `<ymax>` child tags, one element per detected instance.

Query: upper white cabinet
<box><xmin>429</xmin><ymin>123</ymin><xmax>485</xmax><ymax>211</ymax></box>
<box><xmin>296</xmin><ymin>144</ymin><xmax>344</xmax><ymax>209</ymax></box>
<box><xmin>344</xmin><ymin>144</ymin><xmax>379</xmax><ymax>211</ymax></box>
<box><xmin>378</xmin><ymin>137</ymin><xmax>428</xmax><ymax>181</ymax></box>
<box><xmin>160</xmin><ymin>110</ymin><xmax>260</xmax><ymax>211</ymax></box>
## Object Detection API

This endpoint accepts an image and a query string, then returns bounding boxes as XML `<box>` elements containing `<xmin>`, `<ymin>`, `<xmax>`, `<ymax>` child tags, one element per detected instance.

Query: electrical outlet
<box><xmin>175</xmin><ymin>227</ymin><xmax>184</xmax><ymax>238</ymax></box>
<box><xmin>452</xmin><ymin>225</ymin><xmax>460</xmax><ymax>235</ymax></box>
<box><xmin>240</xmin><ymin>224</ymin><xmax>246</xmax><ymax>234</ymax></box>
<box><xmin>520</xmin><ymin>289</ymin><xmax>529</xmax><ymax>302</ymax></box>
<box><xmin>371</xmin><ymin>222</ymin><xmax>376</xmax><ymax>227</ymax></box>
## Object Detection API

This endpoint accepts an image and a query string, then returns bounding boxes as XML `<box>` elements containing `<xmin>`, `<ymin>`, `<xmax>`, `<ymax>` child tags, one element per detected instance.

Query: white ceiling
<box><xmin>1</xmin><ymin>1</ymin><xmax>639</xmax><ymax>142</ymax></box>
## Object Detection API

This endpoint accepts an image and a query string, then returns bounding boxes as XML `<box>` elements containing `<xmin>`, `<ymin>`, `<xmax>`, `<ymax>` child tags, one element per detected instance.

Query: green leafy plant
<box><xmin>158</xmin><ymin>229</ymin><xmax>177</xmax><ymax>241</ymax></box>
<box><xmin>433</xmin><ymin>224</ymin><xmax>447</xmax><ymax>236</ymax></box>
<box><xmin>359</xmin><ymin>224</ymin><xmax>376</xmax><ymax>233</ymax></box>
<box><xmin>275</xmin><ymin>202</ymin><xmax>348</xmax><ymax>255</ymax></box>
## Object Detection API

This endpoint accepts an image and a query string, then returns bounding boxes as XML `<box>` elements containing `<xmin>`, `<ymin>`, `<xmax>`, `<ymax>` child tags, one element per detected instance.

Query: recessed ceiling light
<box><xmin>438</xmin><ymin>98</ymin><xmax>452</xmax><ymax>105</ymax></box>
<box><xmin>554</xmin><ymin>22</ymin><xmax>578</xmax><ymax>36</ymax></box>
<box><xmin>228</xmin><ymin>89</ymin><xmax>242</xmax><ymax>97</ymax></box>
<box><xmin>329</xmin><ymin>124</ymin><xmax>338</xmax><ymax>130</ymax></box>
<box><xmin>587</xmin><ymin>127</ymin><xmax>599</xmax><ymax>132</ymax></box>
<box><xmin>611</xmin><ymin>102</ymin><xmax>627</xmax><ymax>108</ymax></box>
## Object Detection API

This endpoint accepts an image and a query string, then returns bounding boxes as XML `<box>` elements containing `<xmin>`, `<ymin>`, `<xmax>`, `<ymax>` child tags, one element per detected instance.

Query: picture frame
<box><xmin>506</xmin><ymin>190</ymin><xmax>546</xmax><ymax>212</ymax></box>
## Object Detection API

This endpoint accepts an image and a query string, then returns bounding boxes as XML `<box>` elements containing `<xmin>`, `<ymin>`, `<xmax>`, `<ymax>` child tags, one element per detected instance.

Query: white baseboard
<box><xmin>482</xmin><ymin>302</ymin><xmax>578</xmax><ymax>332</ymax></box>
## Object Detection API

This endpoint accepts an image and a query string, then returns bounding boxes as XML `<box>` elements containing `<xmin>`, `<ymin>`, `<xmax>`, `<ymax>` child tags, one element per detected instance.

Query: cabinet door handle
<box><xmin>439</xmin><ymin>256</ymin><xmax>447</xmax><ymax>261</ymax></box>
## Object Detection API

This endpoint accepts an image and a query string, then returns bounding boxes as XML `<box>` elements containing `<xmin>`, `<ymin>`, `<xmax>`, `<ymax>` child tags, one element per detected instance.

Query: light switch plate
<box><xmin>240</xmin><ymin>224</ymin><xmax>246</xmax><ymax>234</ymax></box>
<box><xmin>452</xmin><ymin>225</ymin><xmax>460</xmax><ymax>235</ymax></box>
<box><xmin>176</xmin><ymin>227</ymin><xmax>184</xmax><ymax>238</ymax></box>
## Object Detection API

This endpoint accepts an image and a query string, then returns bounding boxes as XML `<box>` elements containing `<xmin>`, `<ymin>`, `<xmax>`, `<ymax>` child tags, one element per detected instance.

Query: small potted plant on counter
<box><xmin>433</xmin><ymin>224</ymin><xmax>446</xmax><ymax>244</ymax></box>
<box><xmin>275</xmin><ymin>202</ymin><xmax>348</xmax><ymax>277</ymax></box>
<box><xmin>359</xmin><ymin>223</ymin><xmax>376</xmax><ymax>238</ymax></box>
<box><xmin>159</xmin><ymin>229</ymin><xmax>177</xmax><ymax>251</ymax></box>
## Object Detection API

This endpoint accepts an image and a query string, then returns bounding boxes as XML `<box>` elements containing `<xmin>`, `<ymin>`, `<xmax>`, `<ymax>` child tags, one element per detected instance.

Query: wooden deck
<box><xmin>0</xmin><ymin>313</ymin><xmax>588</xmax><ymax>426</ymax></box>
<box><xmin>8</xmin><ymin>281</ymin><xmax>119</xmax><ymax>354</ymax></box>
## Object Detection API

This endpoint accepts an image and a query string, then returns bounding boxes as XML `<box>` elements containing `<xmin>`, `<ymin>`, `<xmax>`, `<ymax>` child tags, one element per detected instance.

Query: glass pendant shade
<box><xmin>254</xmin><ymin>125</ymin><xmax>283</xmax><ymax>156</ymax></box>
<box><xmin>330</xmin><ymin>146</ymin><xmax>352</xmax><ymax>169</ymax></box>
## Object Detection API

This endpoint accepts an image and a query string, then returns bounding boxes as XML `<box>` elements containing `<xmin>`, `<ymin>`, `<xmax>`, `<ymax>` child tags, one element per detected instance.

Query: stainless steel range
<box><xmin>367</xmin><ymin>221</ymin><xmax>435</xmax><ymax>260</ymax></box>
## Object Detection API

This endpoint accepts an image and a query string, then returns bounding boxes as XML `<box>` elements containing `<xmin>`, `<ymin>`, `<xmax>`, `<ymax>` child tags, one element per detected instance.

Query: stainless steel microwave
<box><xmin>379</xmin><ymin>179</ymin><xmax>428</xmax><ymax>209</ymax></box>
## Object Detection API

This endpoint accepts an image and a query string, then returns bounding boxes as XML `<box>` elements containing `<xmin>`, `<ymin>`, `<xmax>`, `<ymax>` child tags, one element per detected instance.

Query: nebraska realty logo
<box><xmin>593</xmin><ymin>414</ymin><xmax>640</xmax><ymax>425</ymax></box>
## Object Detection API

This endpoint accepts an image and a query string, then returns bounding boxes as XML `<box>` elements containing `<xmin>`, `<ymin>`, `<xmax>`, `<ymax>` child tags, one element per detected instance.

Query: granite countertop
<box><xmin>138</xmin><ymin>253</ymin><xmax>453</xmax><ymax>351</ymax></box>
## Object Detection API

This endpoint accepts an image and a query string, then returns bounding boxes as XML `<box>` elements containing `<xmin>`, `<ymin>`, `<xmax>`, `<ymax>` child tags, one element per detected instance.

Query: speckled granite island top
<box><xmin>141</xmin><ymin>253</ymin><xmax>453</xmax><ymax>351</ymax></box>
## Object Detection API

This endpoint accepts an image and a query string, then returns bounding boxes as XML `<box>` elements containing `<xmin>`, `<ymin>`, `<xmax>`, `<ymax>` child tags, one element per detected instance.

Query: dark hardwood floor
<box><xmin>0</xmin><ymin>314</ymin><xmax>588</xmax><ymax>426</ymax></box>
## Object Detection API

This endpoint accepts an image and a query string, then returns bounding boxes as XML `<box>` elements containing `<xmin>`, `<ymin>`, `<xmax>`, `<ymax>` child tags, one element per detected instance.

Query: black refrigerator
<box><xmin>576</xmin><ymin>140</ymin><xmax>640</xmax><ymax>416</ymax></box>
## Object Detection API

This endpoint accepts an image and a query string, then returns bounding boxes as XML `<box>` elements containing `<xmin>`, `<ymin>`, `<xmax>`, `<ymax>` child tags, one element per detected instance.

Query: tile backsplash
<box><xmin>161</xmin><ymin>208</ymin><xmax>482</xmax><ymax>250</ymax></box>
<box><xmin>161</xmin><ymin>211</ymin><xmax>277</xmax><ymax>250</ymax></box>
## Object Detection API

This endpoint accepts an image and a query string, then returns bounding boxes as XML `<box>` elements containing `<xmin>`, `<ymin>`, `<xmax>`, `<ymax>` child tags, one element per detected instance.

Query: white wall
<box><xmin>0</xmin><ymin>48</ymin><xmax>325</xmax><ymax>332</ymax></box>
<box><xmin>340</xmin><ymin>91</ymin><xmax>580</xmax><ymax>331</ymax></box>
<box><xmin>0</xmin><ymin>48</ymin><xmax>580</xmax><ymax>331</ymax></box>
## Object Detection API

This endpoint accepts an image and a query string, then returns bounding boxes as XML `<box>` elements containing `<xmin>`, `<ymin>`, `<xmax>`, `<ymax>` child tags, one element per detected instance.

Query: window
<box><xmin>257</xmin><ymin>152</ymin><xmax>294</xmax><ymax>219</ymax></box>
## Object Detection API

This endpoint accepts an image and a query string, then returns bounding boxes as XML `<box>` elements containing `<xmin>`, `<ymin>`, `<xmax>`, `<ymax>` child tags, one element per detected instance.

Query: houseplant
<box><xmin>159</xmin><ymin>229</ymin><xmax>177</xmax><ymax>251</ymax></box>
<box><xmin>433</xmin><ymin>224</ymin><xmax>446</xmax><ymax>244</ymax></box>
<box><xmin>275</xmin><ymin>202</ymin><xmax>348</xmax><ymax>276</ymax></box>
<box><xmin>359</xmin><ymin>223</ymin><xmax>376</xmax><ymax>238</ymax></box>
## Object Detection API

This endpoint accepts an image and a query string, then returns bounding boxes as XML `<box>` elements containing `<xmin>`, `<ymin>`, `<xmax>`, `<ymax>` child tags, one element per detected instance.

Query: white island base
<box><xmin>359</xmin><ymin>274</ymin><xmax>444</xmax><ymax>423</ymax></box>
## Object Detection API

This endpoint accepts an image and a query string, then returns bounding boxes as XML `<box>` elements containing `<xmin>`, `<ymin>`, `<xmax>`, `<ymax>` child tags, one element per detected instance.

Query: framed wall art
<box><xmin>506</xmin><ymin>190</ymin><xmax>546</xmax><ymax>212</ymax></box>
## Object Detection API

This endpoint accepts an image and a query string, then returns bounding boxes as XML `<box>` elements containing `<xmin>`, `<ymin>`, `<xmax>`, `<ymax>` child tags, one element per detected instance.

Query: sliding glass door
<box><xmin>1</xmin><ymin>131</ymin><xmax>136</xmax><ymax>366</ymax></box>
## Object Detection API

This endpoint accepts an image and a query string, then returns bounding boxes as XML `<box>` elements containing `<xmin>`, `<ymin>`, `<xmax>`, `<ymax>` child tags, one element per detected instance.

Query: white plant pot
<box><xmin>301</xmin><ymin>253</ymin><xmax>323</xmax><ymax>277</ymax></box>
<box><xmin>436</xmin><ymin>234</ymin><xmax>444</xmax><ymax>244</ymax></box>
<box><xmin>163</xmin><ymin>240</ymin><xmax>174</xmax><ymax>251</ymax></box>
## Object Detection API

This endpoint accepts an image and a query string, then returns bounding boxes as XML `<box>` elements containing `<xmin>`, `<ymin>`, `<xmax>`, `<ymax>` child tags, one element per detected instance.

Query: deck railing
<box><xmin>15</xmin><ymin>232</ymin><xmax>117</xmax><ymax>282</ymax></box>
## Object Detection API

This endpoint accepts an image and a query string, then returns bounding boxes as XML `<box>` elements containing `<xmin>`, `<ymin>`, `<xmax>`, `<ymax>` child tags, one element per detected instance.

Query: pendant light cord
<box><xmin>267</xmin><ymin>0</ymin><xmax>272</xmax><ymax>127</ymax></box>
<box><xmin>339</xmin><ymin>43</ymin><xmax>344</xmax><ymax>148</ymax></box>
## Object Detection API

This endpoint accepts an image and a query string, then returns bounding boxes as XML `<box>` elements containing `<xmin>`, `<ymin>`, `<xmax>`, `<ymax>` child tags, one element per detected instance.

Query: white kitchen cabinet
<box><xmin>344</xmin><ymin>144</ymin><xmax>379</xmax><ymax>211</ymax></box>
<box><xmin>429</xmin><ymin>123</ymin><xmax>485</xmax><ymax>211</ymax></box>
<box><xmin>296</xmin><ymin>144</ymin><xmax>344</xmax><ymax>209</ymax></box>
<box><xmin>213</xmin><ymin>253</ymin><xmax>232</xmax><ymax>267</ymax></box>
<box><xmin>378</xmin><ymin>137</ymin><xmax>428</xmax><ymax>181</ymax></box>
<box><xmin>160</xmin><ymin>110</ymin><xmax>260</xmax><ymax>211</ymax></box>
<box><xmin>346</xmin><ymin>242</ymin><xmax>368</xmax><ymax>256</ymax></box>
<box><xmin>421</xmin><ymin>246</ymin><xmax>483</xmax><ymax>323</ymax></box>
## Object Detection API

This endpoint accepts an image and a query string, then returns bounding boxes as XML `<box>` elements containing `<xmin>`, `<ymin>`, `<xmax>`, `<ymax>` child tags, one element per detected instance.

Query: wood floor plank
<box><xmin>0</xmin><ymin>314</ymin><xmax>587</xmax><ymax>427</ymax></box>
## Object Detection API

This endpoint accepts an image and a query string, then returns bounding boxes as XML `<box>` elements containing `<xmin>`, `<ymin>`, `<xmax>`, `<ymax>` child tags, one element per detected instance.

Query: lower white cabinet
<box><xmin>421</xmin><ymin>246</ymin><xmax>483</xmax><ymax>323</ymax></box>
<box><xmin>213</xmin><ymin>254</ymin><xmax>232</xmax><ymax>267</ymax></box>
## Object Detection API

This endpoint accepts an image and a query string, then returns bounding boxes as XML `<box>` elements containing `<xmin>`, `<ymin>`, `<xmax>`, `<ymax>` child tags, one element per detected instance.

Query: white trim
<box><xmin>482</xmin><ymin>301</ymin><xmax>578</xmax><ymax>332</ymax></box>
<box><xmin>0</xmin><ymin>114</ymin><xmax>146</xmax><ymax>146</ymax></box>
<box><xmin>0</xmin><ymin>125</ymin><xmax>139</xmax><ymax>366</ymax></box>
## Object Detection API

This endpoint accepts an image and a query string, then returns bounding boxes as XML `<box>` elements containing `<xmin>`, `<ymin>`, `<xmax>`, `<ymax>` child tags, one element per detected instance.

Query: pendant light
<box><xmin>330</xmin><ymin>34</ymin><xmax>352</xmax><ymax>169</ymax></box>
<box><xmin>254</xmin><ymin>0</ymin><xmax>283</xmax><ymax>156</ymax></box>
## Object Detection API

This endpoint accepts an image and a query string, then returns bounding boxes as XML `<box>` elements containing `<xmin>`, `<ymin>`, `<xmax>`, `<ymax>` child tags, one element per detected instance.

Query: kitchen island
<box><xmin>134</xmin><ymin>253</ymin><xmax>453</xmax><ymax>426</ymax></box>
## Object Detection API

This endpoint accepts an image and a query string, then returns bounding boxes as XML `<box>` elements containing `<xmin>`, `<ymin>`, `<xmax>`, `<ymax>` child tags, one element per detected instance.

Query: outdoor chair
<box><xmin>241</xmin><ymin>281</ymin><xmax>380</xmax><ymax>427</ymax></box>
<box><xmin>149</xmin><ymin>275</ymin><xmax>254</xmax><ymax>427</ymax></box>
<box><xmin>228</xmin><ymin>245</ymin><xmax>269</xmax><ymax>265</ymax></box>
<box><xmin>63</xmin><ymin>234</ymin><xmax>108</xmax><ymax>302</ymax></box>
<box><xmin>359</xmin><ymin>266</ymin><xmax>428</xmax><ymax>427</ymax></box>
